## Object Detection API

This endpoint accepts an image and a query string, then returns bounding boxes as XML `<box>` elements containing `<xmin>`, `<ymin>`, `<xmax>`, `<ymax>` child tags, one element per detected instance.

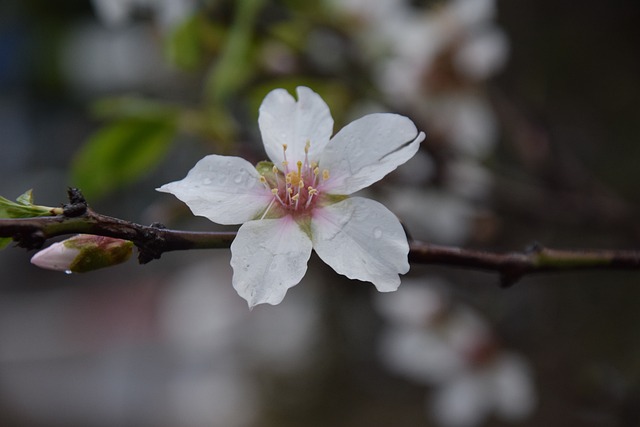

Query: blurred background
<box><xmin>1</xmin><ymin>0</ymin><xmax>639</xmax><ymax>426</ymax></box>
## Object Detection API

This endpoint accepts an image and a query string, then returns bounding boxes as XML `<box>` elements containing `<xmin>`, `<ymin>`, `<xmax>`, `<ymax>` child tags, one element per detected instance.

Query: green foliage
<box><xmin>0</xmin><ymin>189</ymin><xmax>56</xmax><ymax>219</ymax></box>
<box><xmin>71</xmin><ymin>119</ymin><xmax>177</xmax><ymax>199</ymax></box>
<box><xmin>165</xmin><ymin>14</ymin><xmax>225</xmax><ymax>70</ymax></box>
<box><xmin>205</xmin><ymin>0</ymin><xmax>265</xmax><ymax>103</ymax></box>
<box><xmin>0</xmin><ymin>189</ymin><xmax>58</xmax><ymax>250</ymax></box>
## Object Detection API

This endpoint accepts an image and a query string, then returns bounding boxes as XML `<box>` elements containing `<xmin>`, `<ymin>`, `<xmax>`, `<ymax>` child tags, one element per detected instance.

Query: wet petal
<box><xmin>311</xmin><ymin>197</ymin><xmax>409</xmax><ymax>291</ymax></box>
<box><xmin>231</xmin><ymin>217</ymin><xmax>313</xmax><ymax>307</ymax></box>
<box><xmin>157</xmin><ymin>155</ymin><xmax>272</xmax><ymax>225</ymax></box>
<box><xmin>258</xmin><ymin>86</ymin><xmax>333</xmax><ymax>168</ymax></box>
<box><xmin>319</xmin><ymin>113</ymin><xmax>425</xmax><ymax>194</ymax></box>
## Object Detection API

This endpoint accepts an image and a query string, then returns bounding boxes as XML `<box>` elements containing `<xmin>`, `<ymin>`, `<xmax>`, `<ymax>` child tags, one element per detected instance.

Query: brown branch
<box><xmin>1</xmin><ymin>189</ymin><xmax>640</xmax><ymax>285</ymax></box>
<box><xmin>408</xmin><ymin>242</ymin><xmax>640</xmax><ymax>287</ymax></box>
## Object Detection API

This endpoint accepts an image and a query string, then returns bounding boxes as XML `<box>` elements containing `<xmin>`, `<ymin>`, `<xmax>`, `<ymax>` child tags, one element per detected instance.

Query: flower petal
<box><xmin>311</xmin><ymin>197</ymin><xmax>409</xmax><ymax>291</ymax></box>
<box><xmin>231</xmin><ymin>217</ymin><xmax>313</xmax><ymax>307</ymax></box>
<box><xmin>319</xmin><ymin>113</ymin><xmax>425</xmax><ymax>194</ymax></box>
<box><xmin>258</xmin><ymin>86</ymin><xmax>333</xmax><ymax>168</ymax></box>
<box><xmin>157</xmin><ymin>155</ymin><xmax>272</xmax><ymax>225</ymax></box>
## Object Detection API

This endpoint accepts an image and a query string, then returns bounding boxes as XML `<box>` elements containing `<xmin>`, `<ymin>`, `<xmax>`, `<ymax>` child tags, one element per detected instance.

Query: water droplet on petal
<box><xmin>373</xmin><ymin>227</ymin><xmax>383</xmax><ymax>239</ymax></box>
<box><xmin>234</xmin><ymin>174</ymin><xmax>244</xmax><ymax>184</ymax></box>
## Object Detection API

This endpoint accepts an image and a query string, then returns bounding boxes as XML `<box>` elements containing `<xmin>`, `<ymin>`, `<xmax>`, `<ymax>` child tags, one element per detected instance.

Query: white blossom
<box><xmin>159</xmin><ymin>86</ymin><xmax>425</xmax><ymax>307</ymax></box>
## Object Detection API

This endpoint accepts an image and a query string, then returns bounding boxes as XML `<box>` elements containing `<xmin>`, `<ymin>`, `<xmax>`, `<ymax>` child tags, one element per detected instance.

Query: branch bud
<box><xmin>30</xmin><ymin>234</ymin><xmax>133</xmax><ymax>273</ymax></box>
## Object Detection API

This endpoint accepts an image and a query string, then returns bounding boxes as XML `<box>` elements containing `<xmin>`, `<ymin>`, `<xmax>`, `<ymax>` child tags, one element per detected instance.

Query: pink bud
<box><xmin>31</xmin><ymin>235</ymin><xmax>133</xmax><ymax>273</ymax></box>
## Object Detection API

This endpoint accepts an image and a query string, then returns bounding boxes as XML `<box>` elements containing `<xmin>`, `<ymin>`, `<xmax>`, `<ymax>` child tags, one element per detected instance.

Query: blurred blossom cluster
<box><xmin>328</xmin><ymin>0</ymin><xmax>506</xmax><ymax>246</ymax></box>
<box><xmin>376</xmin><ymin>278</ymin><xmax>536</xmax><ymax>426</ymax></box>
<box><xmin>0</xmin><ymin>254</ymin><xmax>322</xmax><ymax>427</ymax></box>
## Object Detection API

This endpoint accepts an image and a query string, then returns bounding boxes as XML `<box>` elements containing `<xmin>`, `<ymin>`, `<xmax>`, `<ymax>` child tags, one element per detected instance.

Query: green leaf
<box><xmin>205</xmin><ymin>0</ymin><xmax>265</xmax><ymax>103</ymax></box>
<box><xmin>165</xmin><ymin>14</ymin><xmax>224</xmax><ymax>70</ymax></box>
<box><xmin>71</xmin><ymin>118</ymin><xmax>177</xmax><ymax>199</ymax></box>
<box><xmin>16</xmin><ymin>189</ymin><xmax>34</xmax><ymax>205</ymax></box>
<box><xmin>92</xmin><ymin>96</ymin><xmax>179</xmax><ymax>121</ymax></box>
<box><xmin>0</xmin><ymin>190</ymin><xmax>56</xmax><ymax>219</ymax></box>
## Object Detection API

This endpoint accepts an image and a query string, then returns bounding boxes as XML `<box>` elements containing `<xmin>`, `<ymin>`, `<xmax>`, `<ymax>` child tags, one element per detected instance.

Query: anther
<box><xmin>322</xmin><ymin>169</ymin><xmax>330</xmax><ymax>181</ymax></box>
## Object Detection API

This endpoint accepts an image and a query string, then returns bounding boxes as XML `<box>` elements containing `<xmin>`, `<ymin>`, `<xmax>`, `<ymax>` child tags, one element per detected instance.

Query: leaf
<box><xmin>16</xmin><ymin>189</ymin><xmax>34</xmax><ymax>205</ymax></box>
<box><xmin>71</xmin><ymin>118</ymin><xmax>177</xmax><ymax>199</ymax></box>
<box><xmin>165</xmin><ymin>14</ymin><xmax>223</xmax><ymax>70</ymax></box>
<box><xmin>205</xmin><ymin>0</ymin><xmax>265</xmax><ymax>103</ymax></box>
<box><xmin>0</xmin><ymin>190</ymin><xmax>55</xmax><ymax>219</ymax></box>
<box><xmin>92</xmin><ymin>96</ymin><xmax>179</xmax><ymax>121</ymax></box>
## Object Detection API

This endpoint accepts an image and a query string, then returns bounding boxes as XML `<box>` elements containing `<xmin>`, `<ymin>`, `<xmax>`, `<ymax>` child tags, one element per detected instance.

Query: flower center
<box><xmin>259</xmin><ymin>142</ymin><xmax>330</xmax><ymax>218</ymax></box>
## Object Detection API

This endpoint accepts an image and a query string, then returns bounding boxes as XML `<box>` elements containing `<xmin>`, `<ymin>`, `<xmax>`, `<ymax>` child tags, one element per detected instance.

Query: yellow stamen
<box><xmin>304</xmin><ymin>140</ymin><xmax>311</xmax><ymax>153</ymax></box>
<box><xmin>322</xmin><ymin>169</ymin><xmax>330</xmax><ymax>180</ymax></box>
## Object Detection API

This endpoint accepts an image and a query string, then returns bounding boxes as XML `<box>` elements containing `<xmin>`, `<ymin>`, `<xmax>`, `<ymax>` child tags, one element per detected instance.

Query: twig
<box><xmin>1</xmin><ymin>189</ymin><xmax>639</xmax><ymax>285</ymax></box>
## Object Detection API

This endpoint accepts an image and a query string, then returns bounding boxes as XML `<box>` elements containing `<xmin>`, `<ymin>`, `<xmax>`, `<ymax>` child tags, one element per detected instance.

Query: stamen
<box><xmin>305</xmin><ymin>187</ymin><xmax>318</xmax><ymax>209</ymax></box>
<box><xmin>272</xmin><ymin>165</ymin><xmax>280</xmax><ymax>187</ymax></box>
<box><xmin>282</xmin><ymin>144</ymin><xmax>289</xmax><ymax>173</ymax></box>
<box><xmin>272</xmin><ymin>188</ymin><xmax>285</xmax><ymax>206</ymax></box>
<box><xmin>259</xmin><ymin>175</ymin><xmax>270</xmax><ymax>191</ymax></box>
<box><xmin>296</xmin><ymin>160</ymin><xmax>302</xmax><ymax>177</ymax></box>
<box><xmin>260</xmin><ymin>196</ymin><xmax>276</xmax><ymax>220</ymax></box>
<box><xmin>322</xmin><ymin>169</ymin><xmax>330</xmax><ymax>181</ymax></box>
<box><xmin>303</xmin><ymin>141</ymin><xmax>311</xmax><ymax>170</ymax></box>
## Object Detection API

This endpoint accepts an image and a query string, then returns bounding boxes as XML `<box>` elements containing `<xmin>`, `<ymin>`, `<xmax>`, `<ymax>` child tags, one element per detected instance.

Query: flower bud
<box><xmin>31</xmin><ymin>235</ymin><xmax>133</xmax><ymax>273</ymax></box>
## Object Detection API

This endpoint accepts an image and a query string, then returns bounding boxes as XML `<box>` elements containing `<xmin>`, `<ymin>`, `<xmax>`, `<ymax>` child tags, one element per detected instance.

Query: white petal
<box><xmin>431</xmin><ymin>373</ymin><xmax>491</xmax><ymax>427</ymax></box>
<box><xmin>319</xmin><ymin>114</ymin><xmax>425</xmax><ymax>195</ymax></box>
<box><xmin>492</xmin><ymin>353</ymin><xmax>536</xmax><ymax>420</ymax></box>
<box><xmin>157</xmin><ymin>155</ymin><xmax>272</xmax><ymax>225</ymax></box>
<box><xmin>258</xmin><ymin>86</ymin><xmax>333</xmax><ymax>168</ymax></box>
<box><xmin>311</xmin><ymin>197</ymin><xmax>409</xmax><ymax>291</ymax></box>
<box><xmin>230</xmin><ymin>217</ymin><xmax>313</xmax><ymax>307</ymax></box>
<box><xmin>379</xmin><ymin>327</ymin><xmax>465</xmax><ymax>384</ymax></box>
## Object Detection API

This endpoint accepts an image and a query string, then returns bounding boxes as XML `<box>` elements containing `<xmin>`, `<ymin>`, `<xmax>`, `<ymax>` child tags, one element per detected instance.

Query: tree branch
<box><xmin>1</xmin><ymin>189</ymin><xmax>639</xmax><ymax>285</ymax></box>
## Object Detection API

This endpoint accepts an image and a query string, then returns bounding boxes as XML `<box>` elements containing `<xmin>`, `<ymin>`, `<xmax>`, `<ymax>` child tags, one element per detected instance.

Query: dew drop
<box><xmin>64</xmin><ymin>270</ymin><xmax>72</xmax><ymax>275</ymax></box>
<box><xmin>234</xmin><ymin>174</ymin><xmax>244</xmax><ymax>184</ymax></box>
<box><xmin>373</xmin><ymin>227</ymin><xmax>383</xmax><ymax>239</ymax></box>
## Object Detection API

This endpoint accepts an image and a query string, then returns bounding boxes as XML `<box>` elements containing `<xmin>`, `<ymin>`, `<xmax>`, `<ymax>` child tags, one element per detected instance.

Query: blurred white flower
<box><xmin>431</xmin><ymin>353</ymin><xmax>536</xmax><ymax>427</ymax></box>
<box><xmin>91</xmin><ymin>0</ymin><xmax>196</xmax><ymax>30</ymax></box>
<box><xmin>385</xmin><ymin>188</ymin><xmax>475</xmax><ymax>245</ymax></box>
<box><xmin>376</xmin><ymin>279</ymin><xmax>536</xmax><ymax>426</ymax></box>
<box><xmin>61</xmin><ymin>23</ymin><xmax>172</xmax><ymax>94</ymax></box>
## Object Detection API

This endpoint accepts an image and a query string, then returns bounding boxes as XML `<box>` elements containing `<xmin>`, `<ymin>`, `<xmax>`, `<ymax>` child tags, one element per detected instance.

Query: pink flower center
<box><xmin>259</xmin><ymin>142</ymin><xmax>330</xmax><ymax>218</ymax></box>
